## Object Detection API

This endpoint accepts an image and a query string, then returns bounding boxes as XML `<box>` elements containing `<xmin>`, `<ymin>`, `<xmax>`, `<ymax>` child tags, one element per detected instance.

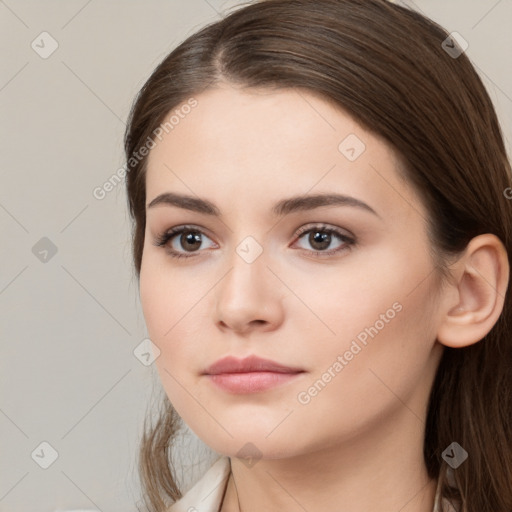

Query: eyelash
<box><xmin>152</xmin><ymin>224</ymin><xmax>356</xmax><ymax>260</ymax></box>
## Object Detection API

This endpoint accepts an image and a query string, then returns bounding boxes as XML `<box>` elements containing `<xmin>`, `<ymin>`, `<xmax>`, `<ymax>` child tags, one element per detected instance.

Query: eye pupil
<box><xmin>310</xmin><ymin>231</ymin><xmax>331</xmax><ymax>250</ymax></box>
<box><xmin>182</xmin><ymin>230</ymin><xmax>202</xmax><ymax>251</ymax></box>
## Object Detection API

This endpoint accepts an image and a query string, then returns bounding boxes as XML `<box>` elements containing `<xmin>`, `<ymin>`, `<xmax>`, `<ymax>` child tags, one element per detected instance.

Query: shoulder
<box><xmin>166</xmin><ymin>455</ymin><xmax>231</xmax><ymax>512</ymax></box>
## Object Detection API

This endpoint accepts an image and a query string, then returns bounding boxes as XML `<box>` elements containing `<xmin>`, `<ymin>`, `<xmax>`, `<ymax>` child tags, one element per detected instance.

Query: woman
<box><xmin>124</xmin><ymin>0</ymin><xmax>512</xmax><ymax>510</ymax></box>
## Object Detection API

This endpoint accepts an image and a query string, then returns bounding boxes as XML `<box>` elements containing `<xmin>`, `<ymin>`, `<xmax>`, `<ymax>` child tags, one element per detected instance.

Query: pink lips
<box><xmin>203</xmin><ymin>355</ymin><xmax>305</xmax><ymax>393</ymax></box>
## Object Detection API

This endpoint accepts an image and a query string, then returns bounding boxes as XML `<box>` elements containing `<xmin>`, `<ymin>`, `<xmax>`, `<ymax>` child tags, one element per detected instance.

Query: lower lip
<box><xmin>206</xmin><ymin>371</ymin><xmax>304</xmax><ymax>393</ymax></box>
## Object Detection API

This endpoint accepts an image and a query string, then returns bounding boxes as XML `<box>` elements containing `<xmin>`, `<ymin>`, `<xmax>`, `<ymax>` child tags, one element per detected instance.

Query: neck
<box><xmin>221</xmin><ymin>409</ymin><xmax>438</xmax><ymax>512</ymax></box>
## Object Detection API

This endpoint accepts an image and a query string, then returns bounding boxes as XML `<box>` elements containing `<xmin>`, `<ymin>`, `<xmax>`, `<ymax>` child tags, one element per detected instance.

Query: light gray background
<box><xmin>1</xmin><ymin>1</ymin><xmax>510</xmax><ymax>511</ymax></box>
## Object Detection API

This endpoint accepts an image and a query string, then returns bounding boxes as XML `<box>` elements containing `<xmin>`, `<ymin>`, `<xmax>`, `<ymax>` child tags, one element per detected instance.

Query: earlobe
<box><xmin>436</xmin><ymin>234</ymin><xmax>509</xmax><ymax>348</ymax></box>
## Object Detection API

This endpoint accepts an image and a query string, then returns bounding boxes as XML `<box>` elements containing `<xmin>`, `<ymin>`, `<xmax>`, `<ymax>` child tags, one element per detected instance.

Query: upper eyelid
<box><xmin>162</xmin><ymin>222</ymin><xmax>351</xmax><ymax>237</ymax></box>
<box><xmin>295</xmin><ymin>223</ymin><xmax>353</xmax><ymax>238</ymax></box>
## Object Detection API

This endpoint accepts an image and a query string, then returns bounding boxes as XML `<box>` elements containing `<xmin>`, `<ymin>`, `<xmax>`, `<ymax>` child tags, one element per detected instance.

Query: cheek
<box><xmin>139</xmin><ymin>258</ymin><xmax>166</xmax><ymax>339</ymax></box>
<box><xmin>140</xmin><ymin>252</ymin><xmax>195</xmax><ymax>338</ymax></box>
<box><xmin>139</xmin><ymin>254</ymin><xmax>183</xmax><ymax>369</ymax></box>
<box><xmin>139</xmin><ymin>255</ymin><xmax>212</xmax><ymax>379</ymax></box>
<box><xmin>286</xmin><ymin>245</ymin><xmax>430</xmax><ymax>347</ymax></box>
<box><xmin>287</xmin><ymin>278</ymin><xmax>439</xmax><ymax>451</ymax></box>
<box><xmin>293</xmin><ymin>245</ymin><xmax>439</xmax><ymax>398</ymax></box>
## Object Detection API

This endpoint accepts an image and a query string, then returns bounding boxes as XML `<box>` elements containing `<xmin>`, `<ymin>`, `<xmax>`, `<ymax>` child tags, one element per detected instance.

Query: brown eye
<box><xmin>178</xmin><ymin>230</ymin><xmax>203</xmax><ymax>252</ymax></box>
<box><xmin>153</xmin><ymin>225</ymin><xmax>216</xmax><ymax>259</ymax></box>
<box><xmin>293</xmin><ymin>225</ymin><xmax>355</xmax><ymax>257</ymax></box>
<box><xmin>307</xmin><ymin>230</ymin><xmax>333</xmax><ymax>251</ymax></box>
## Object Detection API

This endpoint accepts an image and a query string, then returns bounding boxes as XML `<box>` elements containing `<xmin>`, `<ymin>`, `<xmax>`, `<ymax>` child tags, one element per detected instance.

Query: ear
<box><xmin>436</xmin><ymin>233</ymin><xmax>510</xmax><ymax>348</ymax></box>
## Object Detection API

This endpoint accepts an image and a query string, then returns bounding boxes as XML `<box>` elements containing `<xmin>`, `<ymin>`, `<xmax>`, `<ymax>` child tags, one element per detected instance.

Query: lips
<box><xmin>203</xmin><ymin>355</ymin><xmax>304</xmax><ymax>375</ymax></box>
<box><xmin>203</xmin><ymin>355</ymin><xmax>305</xmax><ymax>394</ymax></box>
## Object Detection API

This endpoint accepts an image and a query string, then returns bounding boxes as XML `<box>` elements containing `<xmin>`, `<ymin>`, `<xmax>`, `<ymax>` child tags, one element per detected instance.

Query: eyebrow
<box><xmin>146</xmin><ymin>192</ymin><xmax>381</xmax><ymax>218</ymax></box>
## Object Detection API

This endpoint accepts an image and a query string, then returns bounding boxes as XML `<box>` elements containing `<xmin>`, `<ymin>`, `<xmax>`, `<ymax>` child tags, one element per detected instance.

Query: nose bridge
<box><xmin>214</xmin><ymin>233</ymin><xmax>283</xmax><ymax>332</ymax></box>
<box><xmin>220</xmin><ymin>236</ymin><xmax>268</xmax><ymax>303</ymax></box>
<box><xmin>222</xmin><ymin>213</ymin><xmax>269</xmax><ymax>284</ymax></box>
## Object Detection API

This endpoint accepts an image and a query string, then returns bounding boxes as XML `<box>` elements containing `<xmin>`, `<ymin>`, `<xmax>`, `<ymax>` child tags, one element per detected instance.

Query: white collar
<box><xmin>168</xmin><ymin>456</ymin><xmax>459</xmax><ymax>512</ymax></box>
<box><xmin>167</xmin><ymin>456</ymin><xmax>231</xmax><ymax>512</ymax></box>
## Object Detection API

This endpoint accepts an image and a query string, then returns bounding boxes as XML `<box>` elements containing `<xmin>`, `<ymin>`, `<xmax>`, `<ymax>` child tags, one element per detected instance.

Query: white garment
<box><xmin>167</xmin><ymin>456</ymin><xmax>459</xmax><ymax>512</ymax></box>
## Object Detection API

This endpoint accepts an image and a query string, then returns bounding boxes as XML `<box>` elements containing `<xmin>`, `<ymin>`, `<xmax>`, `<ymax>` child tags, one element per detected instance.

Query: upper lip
<box><xmin>203</xmin><ymin>355</ymin><xmax>304</xmax><ymax>375</ymax></box>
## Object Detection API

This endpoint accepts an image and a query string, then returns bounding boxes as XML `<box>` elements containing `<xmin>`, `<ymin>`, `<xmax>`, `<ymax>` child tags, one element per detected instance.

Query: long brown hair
<box><xmin>124</xmin><ymin>1</ymin><xmax>512</xmax><ymax>510</ymax></box>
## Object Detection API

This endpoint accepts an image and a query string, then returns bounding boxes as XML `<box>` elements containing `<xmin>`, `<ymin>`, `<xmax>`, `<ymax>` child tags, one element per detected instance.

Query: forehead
<box><xmin>145</xmin><ymin>84</ymin><xmax>426</xmax><ymax>224</ymax></box>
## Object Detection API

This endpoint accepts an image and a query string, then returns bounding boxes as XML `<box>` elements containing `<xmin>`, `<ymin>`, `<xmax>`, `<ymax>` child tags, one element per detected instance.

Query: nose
<box><xmin>214</xmin><ymin>248</ymin><xmax>284</xmax><ymax>335</ymax></box>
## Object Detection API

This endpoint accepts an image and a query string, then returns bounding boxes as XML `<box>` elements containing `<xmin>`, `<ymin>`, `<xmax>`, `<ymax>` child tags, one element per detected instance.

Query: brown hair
<box><xmin>124</xmin><ymin>1</ymin><xmax>512</xmax><ymax>510</ymax></box>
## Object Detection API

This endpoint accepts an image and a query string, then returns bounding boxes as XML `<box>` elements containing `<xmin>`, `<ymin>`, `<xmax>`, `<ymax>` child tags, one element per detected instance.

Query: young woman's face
<box><xmin>140</xmin><ymin>84</ymin><xmax>445</xmax><ymax>459</ymax></box>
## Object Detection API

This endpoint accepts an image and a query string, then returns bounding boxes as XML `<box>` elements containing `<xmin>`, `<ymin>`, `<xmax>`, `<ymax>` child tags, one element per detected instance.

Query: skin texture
<box><xmin>139</xmin><ymin>83</ymin><xmax>509</xmax><ymax>512</ymax></box>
